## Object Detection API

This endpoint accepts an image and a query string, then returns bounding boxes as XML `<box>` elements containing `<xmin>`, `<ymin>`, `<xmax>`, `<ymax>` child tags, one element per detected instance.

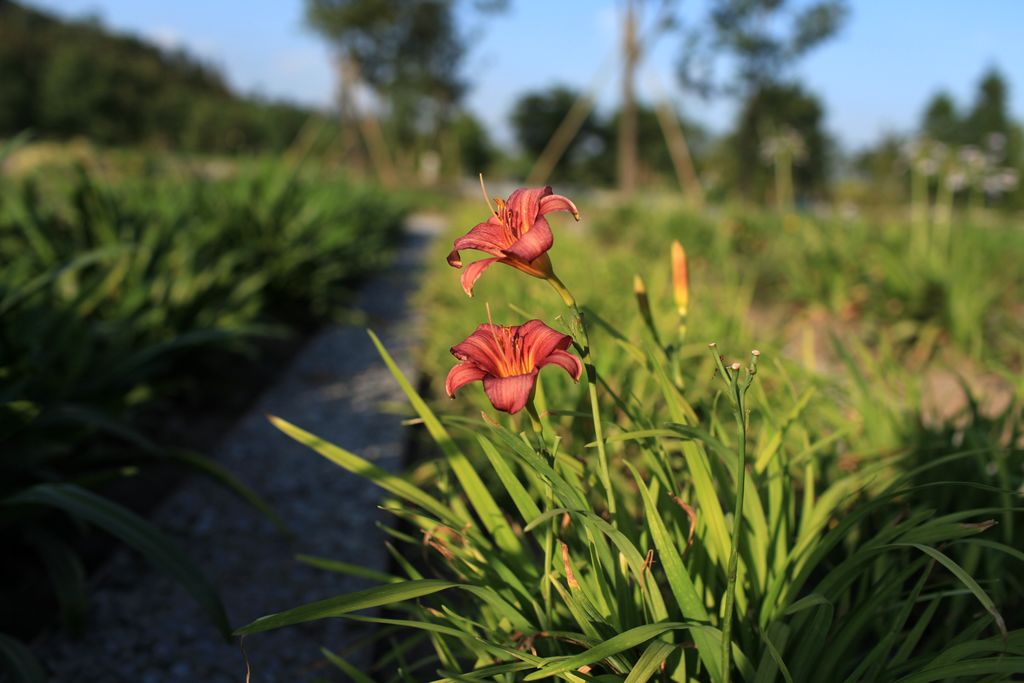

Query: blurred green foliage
<box><xmin>0</xmin><ymin>156</ymin><xmax>407</xmax><ymax>670</ymax></box>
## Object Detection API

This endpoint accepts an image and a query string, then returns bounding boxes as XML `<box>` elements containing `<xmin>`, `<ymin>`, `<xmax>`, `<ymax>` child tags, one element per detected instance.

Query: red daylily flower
<box><xmin>447</xmin><ymin>186</ymin><xmax>580</xmax><ymax>297</ymax></box>
<box><xmin>445</xmin><ymin>319</ymin><xmax>583</xmax><ymax>414</ymax></box>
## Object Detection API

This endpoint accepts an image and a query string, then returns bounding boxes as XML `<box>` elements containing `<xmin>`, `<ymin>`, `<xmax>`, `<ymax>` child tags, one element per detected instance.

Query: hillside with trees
<box><xmin>0</xmin><ymin>0</ymin><xmax>323</xmax><ymax>152</ymax></box>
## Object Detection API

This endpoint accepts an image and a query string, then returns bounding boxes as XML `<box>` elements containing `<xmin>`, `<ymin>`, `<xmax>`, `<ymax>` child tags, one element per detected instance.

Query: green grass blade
<box><xmin>296</xmin><ymin>554</ymin><xmax>403</xmax><ymax>583</ymax></box>
<box><xmin>624</xmin><ymin>640</ymin><xmax>679</xmax><ymax>683</ymax></box>
<box><xmin>0</xmin><ymin>633</ymin><xmax>46</xmax><ymax>683</ymax></box>
<box><xmin>167</xmin><ymin>449</ymin><xmax>288</xmax><ymax>534</ymax></box>
<box><xmin>268</xmin><ymin>415</ymin><xmax>462</xmax><ymax>530</ymax></box>
<box><xmin>368</xmin><ymin>329</ymin><xmax>522</xmax><ymax>556</ymax></box>
<box><xmin>320</xmin><ymin>647</ymin><xmax>376</xmax><ymax>683</ymax></box>
<box><xmin>627</xmin><ymin>462</ymin><xmax>723</xmax><ymax>683</ymax></box>
<box><xmin>523</xmin><ymin>622</ymin><xmax>694</xmax><ymax>680</ymax></box>
<box><xmin>894</xmin><ymin>543</ymin><xmax>1007</xmax><ymax>637</ymax></box>
<box><xmin>437</xmin><ymin>660</ymin><xmax>536</xmax><ymax>680</ymax></box>
<box><xmin>28</xmin><ymin>534</ymin><xmax>88</xmax><ymax>634</ymax></box>
<box><xmin>236</xmin><ymin>579</ymin><xmax>458</xmax><ymax>635</ymax></box>
<box><xmin>342</xmin><ymin>615</ymin><xmax>562</xmax><ymax>675</ymax></box>
<box><xmin>893</xmin><ymin>657</ymin><xmax>1024</xmax><ymax>683</ymax></box>
<box><xmin>891</xmin><ymin>597</ymin><xmax>940</xmax><ymax>667</ymax></box>
<box><xmin>756</xmin><ymin>625</ymin><xmax>794</xmax><ymax>683</ymax></box>
<box><xmin>477</xmin><ymin>434</ymin><xmax>542</xmax><ymax>525</ymax></box>
<box><xmin>4</xmin><ymin>483</ymin><xmax>229</xmax><ymax>637</ymax></box>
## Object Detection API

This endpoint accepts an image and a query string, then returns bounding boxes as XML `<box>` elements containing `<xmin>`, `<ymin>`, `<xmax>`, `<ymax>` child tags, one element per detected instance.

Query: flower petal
<box><xmin>506</xmin><ymin>187</ymin><xmax>552</xmax><ymax>229</ymax></box>
<box><xmin>538</xmin><ymin>349</ymin><xmax>583</xmax><ymax>382</ymax></box>
<box><xmin>483</xmin><ymin>371</ymin><xmax>538</xmax><ymax>414</ymax></box>
<box><xmin>459</xmin><ymin>257</ymin><xmax>500</xmax><ymax>297</ymax></box>
<box><xmin>539</xmin><ymin>193</ymin><xmax>580</xmax><ymax>220</ymax></box>
<box><xmin>451</xmin><ymin>324</ymin><xmax>504</xmax><ymax>373</ymax></box>
<box><xmin>445</xmin><ymin>362</ymin><xmax>488</xmax><ymax>397</ymax></box>
<box><xmin>519</xmin><ymin>319</ymin><xmax>573</xmax><ymax>363</ymax></box>
<box><xmin>503</xmin><ymin>216</ymin><xmax>553</xmax><ymax>264</ymax></box>
<box><xmin>449</xmin><ymin>217</ymin><xmax>511</xmax><ymax>267</ymax></box>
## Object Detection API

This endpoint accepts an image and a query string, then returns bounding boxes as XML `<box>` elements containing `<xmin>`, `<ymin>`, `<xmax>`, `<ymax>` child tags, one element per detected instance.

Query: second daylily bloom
<box><xmin>445</xmin><ymin>319</ymin><xmax>583</xmax><ymax>414</ymax></box>
<box><xmin>447</xmin><ymin>186</ymin><xmax>580</xmax><ymax>297</ymax></box>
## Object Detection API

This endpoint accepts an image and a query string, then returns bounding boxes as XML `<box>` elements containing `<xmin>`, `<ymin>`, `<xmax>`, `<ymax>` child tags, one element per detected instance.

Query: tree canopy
<box><xmin>678</xmin><ymin>0</ymin><xmax>848</xmax><ymax>94</ymax></box>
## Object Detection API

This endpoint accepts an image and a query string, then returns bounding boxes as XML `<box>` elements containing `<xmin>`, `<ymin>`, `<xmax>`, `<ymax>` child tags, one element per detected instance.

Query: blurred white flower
<box><xmin>945</xmin><ymin>169</ymin><xmax>967</xmax><ymax>191</ymax></box>
<box><xmin>760</xmin><ymin>128</ymin><xmax>807</xmax><ymax>165</ymax></box>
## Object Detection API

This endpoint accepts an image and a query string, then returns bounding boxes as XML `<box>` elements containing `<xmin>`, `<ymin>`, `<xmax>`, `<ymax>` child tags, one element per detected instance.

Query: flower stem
<box><xmin>709</xmin><ymin>348</ymin><xmax>759</xmax><ymax>683</ymax></box>
<box><xmin>721</xmin><ymin>381</ymin><xmax>746</xmax><ymax>683</ymax></box>
<box><xmin>526</xmin><ymin>399</ymin><xmax>556</xmax><ymax>627</ymax></box>
<box><xmin>546</xmin><ymin>273</ymin><xmax>616</xmax><ymax>516</ymax></box>
<box><xmin>546</xmin><ymin>273</ymin><xmax>576</xmax><ymax>308</ymax></box>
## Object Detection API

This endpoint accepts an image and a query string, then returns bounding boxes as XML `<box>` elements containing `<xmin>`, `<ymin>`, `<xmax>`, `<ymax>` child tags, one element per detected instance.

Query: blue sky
<box><xmin>29</xmin><ymin>0</ymin><xmax>1024</xmax><ymax>151</ymax></box>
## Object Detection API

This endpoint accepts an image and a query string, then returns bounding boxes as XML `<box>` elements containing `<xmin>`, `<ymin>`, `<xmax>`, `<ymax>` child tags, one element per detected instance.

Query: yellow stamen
<box><xmin>479</xmin><ymin>173</ymin><xmax>497</xmax><ymax>217</ymax></box>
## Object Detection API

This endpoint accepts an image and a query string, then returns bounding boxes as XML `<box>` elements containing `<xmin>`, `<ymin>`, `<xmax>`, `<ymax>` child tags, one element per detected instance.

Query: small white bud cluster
<box><xmin>759</xmin><ymin>128</ymin><xmax>807</xmax><ymax>165</ymax></box>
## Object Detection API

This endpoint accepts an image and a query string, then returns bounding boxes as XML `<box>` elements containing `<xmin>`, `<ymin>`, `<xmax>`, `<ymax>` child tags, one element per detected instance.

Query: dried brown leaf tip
<box><xmin>672</xmin><ymin>495</ymin><xmax>698</xmax><ymax>548</ymax></box>
<box><xmin>561</xmin><ymin>542</ymin><xmax>580</xmax><ymax>590</ymax></box>
<box><xmin>641</xmin><ymin>548</ymin><xmax>655</xmax><ymax>577</ymax></box>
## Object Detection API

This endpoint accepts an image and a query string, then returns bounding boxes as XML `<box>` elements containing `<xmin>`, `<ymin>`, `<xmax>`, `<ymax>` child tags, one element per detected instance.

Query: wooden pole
<box><xmin>618</xmin><ymin>0</ymin><xmax>639</xmax><ymax>197</ymax></box>
<box><xmin>526</xmin><ymin>54</ymin><xmax>616</xmax><ymax>186</ymax></box>
<box><xmin>334</xmin><ymin>54</ymin><xmax>360</xmax><ymax>165</ymax></box>
<box><xmin>654</xmin><ymin>96</ymin><xmax>705</xmax><ymax>209</ymax></box>
<box><xmin>339</xmin><ymin>54</ymin><xmax>399</xmax><ymax>188</ymax></box>
<box><xmin>526</xmin><ymin>95</ymin><xmax>597</xmax><ymax>186</ymax></box>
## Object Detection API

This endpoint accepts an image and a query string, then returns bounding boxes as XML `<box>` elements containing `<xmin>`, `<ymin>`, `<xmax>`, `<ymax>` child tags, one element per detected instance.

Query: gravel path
<box><xmin>35</xmin><ymin>216</ymin><xmax>444</xmax><ymax>682</ymax></box>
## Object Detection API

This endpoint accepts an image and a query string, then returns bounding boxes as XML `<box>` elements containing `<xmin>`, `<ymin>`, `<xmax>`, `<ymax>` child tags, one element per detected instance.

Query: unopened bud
<box><xmin>671</xmin><ymin>241</ymin><xmax>689</xmax><ymax>317</ymax></box>
<box><xmin>633</xmin><ymin>273</ymin><xmax>647</xmax><ymax>297</ymax></box>
<box><xmin>634</xmin><ymin>273</ymin><xmax>654</xmax><ymax>329</ymax></box>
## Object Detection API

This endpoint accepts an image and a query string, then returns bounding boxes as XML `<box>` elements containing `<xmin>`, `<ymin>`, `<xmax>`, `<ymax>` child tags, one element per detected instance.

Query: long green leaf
<box><xmin>368</xmin><ymin>329</ymin><xmax>522</xmax><ymax>556</ymax></box>
<box><xmin>28</xmin><ymin>534</ymin><xmax>88</xmax><ymax>634</ymax></box>
<box><xmin>295</xmin><ymin>554</ymin><xmax>402</xmax><ymax>583</ymax></box>
<box><xmin>624</xmin><ymin>640</ymin><xmax>679</xmax><ymax>683</ymax></box>
<box><xmin>627</xmin><ymin>462</ymin><xmax>723</xmax><ymax>683</ymax></box>
<box><xmin>236</xmin><ymin>579</ymin><xmax>457</xmax><ymax>634</ymax></box>
<box><xmin>167</xmin><ymin>449</ymin><xmax>288</xmax><ymax>533</ymax></box>
<box><xmin>320</xmin><ymin>647</ymin><xmax>376</xmax><ymax>683</ymax></box>
<box><xmin>4</xmin><ymin>483</ymin><xmax>229</xmax><ymax>637</ymax></box>
<box><xmin>523</xmin><ymin>622</ymin><xmax>696</xmax><ymax>680</ymax></box>
<box><xmin>0</xmin><ymin>634</ymin><xmax>46</xmax><ymax>683</ymax></box>
<box><xmin>894</xmin><ymin>543</ymin><xmax>1007</xmax><ymax>637</ymax></box>
<box><xmin>269</xmin><ymin>415</ymin><xmax>461</xmax><ymax>529</ymax></box>
<box><xmin>477</xmin><ymin>434</ymin><xmax>542</xmax><ymax>525</ymax></box>
<box><xmin>894</xmin><ymin>657</ymin><xmax>1024</xmax><ymax>683</ymax></box>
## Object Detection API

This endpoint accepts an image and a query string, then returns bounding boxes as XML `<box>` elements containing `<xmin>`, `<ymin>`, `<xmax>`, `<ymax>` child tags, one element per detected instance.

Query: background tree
<box><xmin>727</xmin><ymin>82</ymin><xmax>830</xmax><ymax>200</ymax></box>
<box><xmin>509</xmin><ymin>85</ymin><xmax>607</xmax><ymax>182</ymax></box>
<box><xmin>305</xmin><ymin>0</ymin><xmax>502</xmax><ymax>182</ymax></box>
<box><xmin>962</xmin><ymin>68</ymin><xmax>1022</xmax><ymax>168</ymax></box>
<box><xmin>852</xmin><ymin>133</ymin><xmax>906</xmax><ymax>207</ymax></box>
<box><xmin>921</xmin><ymin>92</ymin><xmax>960</xmax><ymax>144</ymax></box>
<box><xmin>592</xmin><ymin>104</ymin><xmax>708</xmax><ymax>187</ymax></box>
<box><xmin>450</xmin><ymin>111</ymin><xmax>495</xmax><ymax>177</ymax></box>
<box><xmin>677</xmin><ymin>0</ymin><xmax>848</xmax><ymax>201</ymax></box>
<box><xmin>702</xmin><ymin>0</ymin><xmax>848</xmax><ymax>89</ymax></box>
